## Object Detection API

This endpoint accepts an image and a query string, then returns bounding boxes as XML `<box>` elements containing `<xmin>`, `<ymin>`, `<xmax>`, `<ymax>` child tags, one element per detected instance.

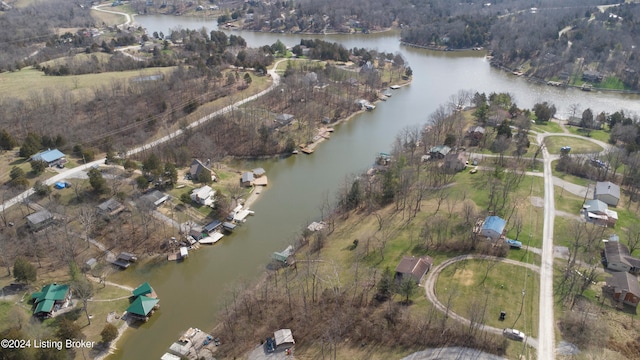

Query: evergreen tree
<box><xmin>0</xmin><ymin>129</ymin><xmax>17</xmax><ymax>150</ymax></box>
<box><xmin>13</xmin><ymin>257</ymin><xmax>36</xmax><ymax>284</ymax></box>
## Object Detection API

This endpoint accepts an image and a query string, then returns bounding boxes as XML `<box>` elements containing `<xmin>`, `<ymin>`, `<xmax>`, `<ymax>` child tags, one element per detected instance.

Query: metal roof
<box><xmin>126</xmin><ymin>295</ymin><xmax>159</xmax><ymax>316</ymax></box>
<box><xmin>31</xmin><ymin>148</ymin><xmax>65</xmax><ymax>163</ymax></box>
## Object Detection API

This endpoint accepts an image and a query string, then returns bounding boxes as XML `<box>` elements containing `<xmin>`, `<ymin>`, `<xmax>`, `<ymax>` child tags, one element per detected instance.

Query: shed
<box><xmin>85</xmin><ymin>258</ymin><xmax>97</xmax><ymax>270</ymax></box>
<box><xmin>97</xmin><ymin>198</ymin><xmax>125</xmax><ymax>217</ymax></box>
<box><xmin>595</xmin><ymin>181</ymin><xmax>620</xmax><ymax>207</ymax></box>
<box><xmin>274</xmin><ymin>329</ymin><xmax>295</xmax><ymax>350</ymax></box>
<box><xmin>222</xmin><ymin>222</ymin><xmax>236</xmax><ymax>232</ymax></box>
<box><xmin>275</xmin><ymin>113</ymin><xmax>294</xmax><ymax>126</ymax></box>
<box><xmin>395</xmin><ymin>256</ymin><xmax>433</xmax><ymax>283</ymax></box>
<box><xmin>180</xmin><ymin>247</ymin><xmax>189</xmax><ymax>259</ymax></box>
<box><xmin>252</xmin><ymin>167</ymin><xmax>266</xmax><ymax>177</ymax></box>
<box><xmin>480</xmin><ymin>216</ymin><xmax>507</xmax><ymax>240</ymax></box>
<box><xmin>603</xmin><ymin>240</ymin><xmax>640</xmax><ymax>274</ymax></box>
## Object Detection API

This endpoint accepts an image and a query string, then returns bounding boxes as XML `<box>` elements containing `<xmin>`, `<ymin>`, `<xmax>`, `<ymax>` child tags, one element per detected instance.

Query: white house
<box><xmin>595</xmin><ymin>181</ymin><xmax>620</xmax><ymax>207</ymax></box>
<box><xmin>190</xmin><ymin>186</ymin><xmax>215</xmax><ymax>206</ymax></box>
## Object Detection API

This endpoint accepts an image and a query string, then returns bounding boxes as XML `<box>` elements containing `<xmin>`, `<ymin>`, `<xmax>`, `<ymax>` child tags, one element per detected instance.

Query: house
<box><xmin>203</xmin><ymin>220</ymin><xmax>222</xmax><ymax>234</ymax></box>
<box><xmin>602</xmin><ymin>271</ymin><xmax>640</xmax><ymax>308</ymax></box>
<box><xmin>30</xmin><ymin>148</ymin><xmax>66</xmax><ymax>167</ymax></box>
<box><xmin>582</xmin><ymin>70</ymin><xmax>604</xmax><ymax>83</ymax></box>
<box><xmin>138</xmin><ymin>189</ymin><xmax>169</xmax><ymax>209</ymax></box>
<box><xmin>26</xmin><ymin>209</ymin><xmax>54</xmax><ymax>231</ymax></box>
<box><xmin>126</xmin><ymin>295</ymin><xmax>159</xmax><ymax>321</ymax></box>
<box><xmin>582</xmin><ymin>199</ymin><xmax>617</xmax><ymax>227</ymax></box>
<box><xmin>97</xmin><ymin>198</ymin><xmax>125</xmax><ymax>217</ymax></box>
<box><xmin>31</xmin><ymin>283</ymin><xmax>71</xmax><ymax>318</ymax></box>
<box><xmin>480</xmin><ymin>216</ymin><xmax>507</xmax><ymax>240</ymax></box>
<box><xmin>274</xmin><ymin>329</ymin><xmax>295</xmax><ymax>351</ymax></box>
<box><xmin>395</xmin><ymin>256</ymin><xmax>433</xmax><ymax>284</ymax></box>
<box><xmin>241</xmin><ymin>172</ymin><xmax>254</xmax><ymax>187</ymax></box>
<box><xmin>189</xmin><ymin>159</ymin><xmax>215</xmax><ymax>182</ymax></box>
<box><xmin>275</xmin><ymin>113</ymin><xmax>295</xmax><ymax>126</ymax></box>
<box><xmin>132</xmin><ymin>282</ymin><xmax>157</xmax><ymax>298</ymax></box>
<box><xmin>595</xmin><ymin>181</ymin><xmax>620</xmax><ymax>207</ymax></box>
<box><xmin>603</xmin><ymin>241</ymin><xmax>640</xmax><ymax>274</ymax></box>
<box><xmin>190</xmin><ymin>186</ymin><xmax>215</xmax><ymax>206</ymax></box>
<box><xmin>443</xmin><ymin>152</ymin><xmax>468</xmax><ymax>173</ymax></box>
<box><xmin>429</xmin><ymin>145</ymin><xmax>451</xmax><ymax>159</ymax></box>
<box><xmin>113</xmin><ymin>252</ymin><xmax>137</xmax><ymax>269</ymax></box>
<box><xmin>467</xmin><ymin>126</ymin><xmax>486</xmax><ymax>140</ymax></box>
<box><xmin>188</xmin><ymin>229</ymin><xmax>204</xmax><ymax>241</ymax></box>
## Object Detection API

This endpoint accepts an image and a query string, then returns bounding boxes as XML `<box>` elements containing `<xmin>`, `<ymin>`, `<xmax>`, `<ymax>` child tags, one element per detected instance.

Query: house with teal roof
<box><xmin>132</xmin><ymin>282</ymin><xmax>156</xmax><ymax>298</ymax></box>
<box><xmin>31</xmin><ymin>283</ymin><xmax>71</xmax><ymax>318</ymax></box>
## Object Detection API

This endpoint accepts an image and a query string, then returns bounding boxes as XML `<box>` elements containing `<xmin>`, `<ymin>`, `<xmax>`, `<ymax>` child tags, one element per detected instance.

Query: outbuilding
<box><xmin>274</xmin><ymin>329</ymin><xmax>295</xmax><ymax>350</ymax></box>
<box><xmin>479</xmin><ymin>216</ymin><xmax>507</xmax><ymax>240</ymax></box>
<box><xmin>595</xmin><ymin>181</ymin><xmax>620</xmax><ymax>207</ymax></box>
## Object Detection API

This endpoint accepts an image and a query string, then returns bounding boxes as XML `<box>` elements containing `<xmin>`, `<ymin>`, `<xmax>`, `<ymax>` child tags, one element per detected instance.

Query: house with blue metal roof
<box><xmin>30</xmin><ymin>148</ymin><xmax>66</xmax><ymax>167</ymax></box>
<box><xmin>480</xmin><ymin>216</ymin><xmax>507</xmax><ymax>240</ymax></box>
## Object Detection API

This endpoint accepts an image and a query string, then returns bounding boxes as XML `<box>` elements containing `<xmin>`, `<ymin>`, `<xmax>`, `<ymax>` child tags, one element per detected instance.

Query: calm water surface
<box><xmin>108</xmin><ymin>15</ymin><xmax>640</xmax><ymax>359</ymax></box>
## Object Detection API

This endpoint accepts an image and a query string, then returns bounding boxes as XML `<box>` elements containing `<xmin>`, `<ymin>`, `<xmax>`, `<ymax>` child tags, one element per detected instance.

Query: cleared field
<box><xmin>0</xmin><ymin>66</ymin><xmax>176</xmax><ymax>100</ymax></box>
<box><xmin>544</xmin><ymin>136</ymin><xmax>603</xmax><ymax>155</ymax></box>
<box><xmin>436</xmin><ymin>259</ymin><xmax>540</xmax><ymax>343</ymax></box>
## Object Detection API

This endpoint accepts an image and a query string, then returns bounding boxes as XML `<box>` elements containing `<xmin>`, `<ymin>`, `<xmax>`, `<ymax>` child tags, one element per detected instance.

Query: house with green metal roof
<box><xmin>126</xmin><ymin>295</ymin><xmax>159</xmax><ymax>321</ymax></box>
<box><xmin>31</xmin><ymin>283</ymin><xmax>71</xmax><ymax>318</ymax></box>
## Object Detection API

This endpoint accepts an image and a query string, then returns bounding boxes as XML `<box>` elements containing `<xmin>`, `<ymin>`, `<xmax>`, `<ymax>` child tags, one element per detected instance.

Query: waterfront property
<box><xmin>31</xmin><ymin>283</ymin><xmax>72</xmax><ymax>318</ymax></box>
<box><xmin>203</xmin><ymin>220</ymin><xmax>222</xmax><ymax>234</ymax></box>
<box><xmin>132</xmin><ymin>282</ymin><xmax>157</xmax><ymax>298</ymax></box>
<box><xmin>241</xmin><ymin>171</ymin><xmax>254</xmax><ymax>187</ymax></box>
<box><xmin>189</xmin><ymin>159</ymin><xmax>215</xmax><ymax>182</ymax></box>
<box><xmin>127</xmin><ymin>282</ymin><xmax>160</xmax><ymax>322</ymax></box>
<box><xmin>166</xmin><ymin>327</ymin><xmax>216</xmax><ymax>359</ymax></box>
<box><xmin>190</xmin><ymin>185</ymin><xmax>215</xmax><ymax>206</ymax></box>
<box><xmin>113</xmin><ymin>252</ymin><xmax>138</xmax><ymax>269</ymax></box>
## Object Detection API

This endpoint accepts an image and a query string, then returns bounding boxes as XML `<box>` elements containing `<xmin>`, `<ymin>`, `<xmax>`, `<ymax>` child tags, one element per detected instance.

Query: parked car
<box><xmin>503</xmin><ymin>328</ymin><xmax>525</xmax><ymax>341</ymax></box>
<box><xmin>265</xmin><ymin>337</ymin><xmax>275</xmax><ymax>353</ymax></box>
<box><xmin>506</xmin><ymin>239</ymin><xmax>523</xmax><ymax>249</ymax></box>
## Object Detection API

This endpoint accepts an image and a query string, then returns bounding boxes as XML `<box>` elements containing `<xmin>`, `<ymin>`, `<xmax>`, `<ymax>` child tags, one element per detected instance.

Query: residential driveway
<box><xmin>247</xmin><ymin>344</ymin><xmax>295</xmax><ymax>360</ymax></box>
<box><xmin>401</xmin><ymin>347</ymin><xmax>508</xmax><ymax>360</ymax></box>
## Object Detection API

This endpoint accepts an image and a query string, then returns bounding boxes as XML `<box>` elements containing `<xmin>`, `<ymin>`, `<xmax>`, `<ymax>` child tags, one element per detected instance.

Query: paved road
<box><xmin>0</xmin><ymin>61</ymin><xmax>283</xmax><ymax>213</ymax></box>
<box><xmin>423</xmin><ymin>254</ymin><xmax>540</xmax><ymax>350</ymax></box>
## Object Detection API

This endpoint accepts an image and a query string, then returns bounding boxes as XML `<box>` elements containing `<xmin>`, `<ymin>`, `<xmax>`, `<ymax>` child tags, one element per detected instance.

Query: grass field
<box><xmin>532</xmin><ymin>121</ymin><xmax>563</xmax><ymax>133</ymax></box>
<box><xmin>436</xmin><ymin>259</ymin><xmax>539</xmax><ymax>351</ymax></box>
<box><xmin>550</xmin><ymin>160</ymin><xmax>591</xmax><ymax>187</ymax></box>
<box><xmin>544</xmin><ymin>136</ymin><xmax>603</xmax><ymax>155</ymax></box>
<box><xmin>0</xmin><ymin>66</ymin><xmax>177</xmax><ymax>101</ymax></box>
<box><xmin>566</xmin><ymin>126</ymin><xmax>611</xmax><ymax>143</ymax></box>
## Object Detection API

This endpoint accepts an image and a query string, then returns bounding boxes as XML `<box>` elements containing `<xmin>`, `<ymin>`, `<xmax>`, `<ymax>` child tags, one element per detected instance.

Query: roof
<box><xmin>482</xmin><ymin>216</ymin><xmax>507</xmax><ymax>235</ymax></box>
<box><xmin>132</xmin><ymin>282</ymin><xmax>154</xmax><ymax>298</ymax></box>
<box><xmin>395</xmin><ymin>256</ymin><xmax>433</xmax><ymax>280</ymax></box>
<box><xmin>139</xmin><ymin>190</ymin><xmax>169</xmax><ymax>207</ymax></box>
<box><xmin>189</xmin><ymin>159</ymin><xmax>213</xmax><ymax>179</ymax></box>
<box><xmin>26</xmin><ymin>209</ymin><xmax>53</xmax><ymax>225</ymax></box>
<box><xmin>31</xmin><ymin>148</ymin><xmax>65</xmax><ymax>163</ymax></box>
<box><xmin>203</xmin><ymin>220</ymin><xmax>222</xmax><ymax>233</ymax></box>
<box><xmin>117</xmin><ymin>252</ymin><xmax>137</xmax><ymax>262</ymax></box>
<box><xmin>241</xmin><ymin>172</ymin><xmax>254</xmax><ymax>183</ymax></box>
<box><xmin>595</xmin><ymin>181</ymin><xmax>620</xmax><ymax>200</ymax></box>
<box><xmin>606</xmin><ymin>271</ymin><xmax>640</xmax><ymax>297</ymax></box>
<box><xmin>32</xmin><ymin>283</ymin><xmax>70</xmax><ymax>303</ymax></box>
<box><xmin>604</xmin><ymin>241</ymin><xmax>640</xmax><ymax>268</ymax></box>
<box><xmin>429</xmin><ymin>145</ymin><xmax>451</xmax><ymax>156</ymax></box>
<box><xmin>468</xmin><ymin>126</ymin><xmax>485</xmax><ymax>134</ymax></box>
<box><xmin>252</xmin><ymin>167</ymin><xmax>266</xmax><ymax>177</ymax></box>
<box><xmin>275</xmin><ymin>113</ymin><xmax>294</xmax><ymax>124</ymax></box>
<box><xmin>191</xmin><ymin>185</ymin><xmax>213</xmax><ymax>198</ymax></box>
<box><xmin>97</xmin><ymin>198</ymin><xmax>124</xmax><ymax>213</ymax></box>
<box><xmin>583</xmin><ymin>199</ymin><xmax>608</xmax><ymax>214</ymax></box>
<box><xmin>126</xmin><ymin>295</ymin><xmax>159</xmax><ymax>316</ymax></box>
<box><xmin>274</xmin><ymin>329</ymin><xmax>295</xmax><ymax>346</ymax></box>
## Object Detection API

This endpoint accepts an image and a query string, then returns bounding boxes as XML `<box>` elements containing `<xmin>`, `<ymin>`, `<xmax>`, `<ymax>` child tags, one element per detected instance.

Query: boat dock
<box><xmin>162</xmin><ymin>327</ymin><xmax>219</xmax><ymax>360</ymax></box>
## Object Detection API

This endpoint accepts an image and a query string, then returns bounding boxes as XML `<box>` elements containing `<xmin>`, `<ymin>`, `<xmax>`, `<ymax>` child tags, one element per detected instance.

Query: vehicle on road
<box><xmin>503</xmin><ymin>328</ymin><xmax>525</xmax><ymax>341</ymax></box>
<box><xmin>265</xmin><ymin>337</ymin><xmax>275</xmax><ymax>353</ymax></box>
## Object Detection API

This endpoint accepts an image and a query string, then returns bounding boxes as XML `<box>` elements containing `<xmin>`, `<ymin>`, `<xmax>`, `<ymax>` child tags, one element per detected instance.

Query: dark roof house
<box><xmin>97</xmin><ymin>198</ymin><xmax>125</xmax><ymax>217</ymax></box>
<box><xmin>429</xmin><ymin>145</ymin><xmax>451</xmax><ymax>159</ymax></box>
<box><xmin>395</xmin><ymin>256</ymin><xmax>433</xmax><ymax>284</ymax></box>
<box><xmin>603</xmin><ymin>241</ymin><xmax>640</xmax><ymax>274</ymax></box>
<box><xmin>241</xmin><ymin>172</ymin><xmax>254</xmax><ymax>187</ymax></box>
<box><xmin>189</xmin><ymin>159</ymin><xmax>215</xmax><ymax>182</ymax></box>
<box><xmin>26</xmin><ymin>209</ymin><xmax>54</xmax><ymax>231</ymax></box>
<box><xmin>603</xmin><ymin>271</ymin><xmax>640</xmax><ymax>308</ymax></box>
<box><xmin>275</xmin><ymin>113</ymin><xmax>295</xmax><ymax>126</ymax></box>
<box><xmin>443</xmin><ymin>152</ymin><xmax>468</xmax><ymax>173</ymax></box>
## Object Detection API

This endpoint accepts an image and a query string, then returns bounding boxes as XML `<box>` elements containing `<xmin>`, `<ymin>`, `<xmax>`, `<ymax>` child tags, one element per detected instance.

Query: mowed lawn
<box><xmin>544</xmin><ymin>136</ymin><xmax>603</xmax><ymax>155</ymax></box>
<box><xmin>436</xmin><ymin>259</ymin><xmax>540</xmax><ymax>338</ymax></box>
<box><xmin>0</xmin><ymin>66</ymin><xmax>177</xmax><ymax>100</ymax></box>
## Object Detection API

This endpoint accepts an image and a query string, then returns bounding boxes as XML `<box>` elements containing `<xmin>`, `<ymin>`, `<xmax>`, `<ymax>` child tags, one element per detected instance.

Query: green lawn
<box><xmin>532</xmin><ymin>121</ymin><xmax>563</xmax><ymax>133</ymax></box>
<box><xmin>0</xmin><ymin>66</ymin><xmax>177</xmax><ymax>100</ymax></box>
<box><xmin>550</xmin><ymin>160</ymin><xmax>591</xmax><ymax>187</ymax></box>
<box><xmin>544</xmin><ymin>136</ymin><xmax>603</xmax><ymax>155</ymax></box>
<box><xmin>436</xmin><ymin>259</ymin><xmax>540</xmax><ymax>337</ymax></box>
<box><xmin>566</xmin><ymin>126</ymin><xmax>610</xmax><ymax>143</ymax></box>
